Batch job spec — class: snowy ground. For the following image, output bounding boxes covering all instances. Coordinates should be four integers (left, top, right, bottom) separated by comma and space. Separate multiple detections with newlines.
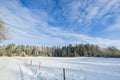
0, 57, 120, 80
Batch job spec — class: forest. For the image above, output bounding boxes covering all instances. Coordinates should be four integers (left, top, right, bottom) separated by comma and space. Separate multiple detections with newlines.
0, 43, 120, 57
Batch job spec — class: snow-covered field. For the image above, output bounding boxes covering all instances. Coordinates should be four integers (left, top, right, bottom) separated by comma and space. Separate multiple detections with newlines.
0, 57, 120, 80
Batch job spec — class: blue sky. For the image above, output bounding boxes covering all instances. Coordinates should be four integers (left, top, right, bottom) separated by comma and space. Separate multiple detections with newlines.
0, 0, 120, 48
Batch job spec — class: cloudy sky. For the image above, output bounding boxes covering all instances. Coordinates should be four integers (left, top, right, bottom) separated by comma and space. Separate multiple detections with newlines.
0, 0, 120, 48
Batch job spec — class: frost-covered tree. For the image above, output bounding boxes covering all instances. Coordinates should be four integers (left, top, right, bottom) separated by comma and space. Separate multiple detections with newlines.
0, 20, 8, 42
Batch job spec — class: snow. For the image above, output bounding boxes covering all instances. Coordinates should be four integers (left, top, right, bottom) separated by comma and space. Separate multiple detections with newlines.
0, 57, 120, 80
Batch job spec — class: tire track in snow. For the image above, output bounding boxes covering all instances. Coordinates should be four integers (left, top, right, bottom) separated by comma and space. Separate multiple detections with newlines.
16, 60, 39, 80
17, 63, 24, 80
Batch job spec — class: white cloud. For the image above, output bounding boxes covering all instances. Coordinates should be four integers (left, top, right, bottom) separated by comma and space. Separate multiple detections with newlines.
98, 0, 120, 18
62, 0, 120, 24
67, 1, 81, 22
107, 23, 120, 31
60, 0, 120, 34
107, 16, 120, 31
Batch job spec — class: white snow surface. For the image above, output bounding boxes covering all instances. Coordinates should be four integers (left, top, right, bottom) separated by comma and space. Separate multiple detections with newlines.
0, 57, 120, 80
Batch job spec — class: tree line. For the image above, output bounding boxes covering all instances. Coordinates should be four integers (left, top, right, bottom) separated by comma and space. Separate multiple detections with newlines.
0, 43, 120, 57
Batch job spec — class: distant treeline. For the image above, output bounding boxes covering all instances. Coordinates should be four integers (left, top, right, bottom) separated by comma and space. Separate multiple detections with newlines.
0, 43, 120, 57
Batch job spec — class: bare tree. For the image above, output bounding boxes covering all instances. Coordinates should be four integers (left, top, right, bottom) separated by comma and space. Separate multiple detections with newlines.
0, 20, 8, 42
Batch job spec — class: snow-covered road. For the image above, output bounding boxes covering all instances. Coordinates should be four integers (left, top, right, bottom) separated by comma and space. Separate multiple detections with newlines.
0, 58, 22, 80
0, 57, 39, 80
0, 57, 120, 80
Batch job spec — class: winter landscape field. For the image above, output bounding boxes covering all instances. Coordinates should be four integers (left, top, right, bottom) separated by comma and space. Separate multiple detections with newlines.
0, 57, 120, 80
0, 0, 120, 80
